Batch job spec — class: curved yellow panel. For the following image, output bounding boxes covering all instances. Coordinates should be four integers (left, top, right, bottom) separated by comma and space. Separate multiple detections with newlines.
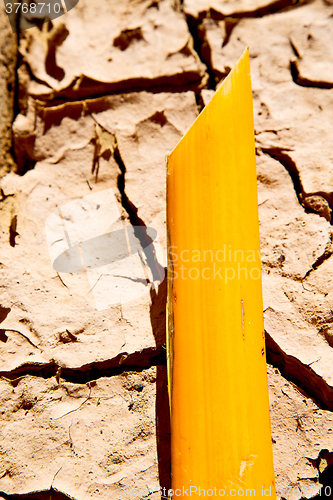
166, 49, 276, 498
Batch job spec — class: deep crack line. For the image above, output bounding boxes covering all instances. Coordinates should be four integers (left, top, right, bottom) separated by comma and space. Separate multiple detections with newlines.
183, 16, 217, 91
303, 232, 333, 280
28, 74, 207, 107
0, 347, 166, 385
114, 142, 166, 283
290, 58, 333, 90
265, 330, 333, 411
261, 148, 333, 277
182, 0, 313, 22
89, 117, 165, 283
261, 148, 333, 223
261, 147, 303, 202
0, 489, 75, 500
0, 328, 41, 350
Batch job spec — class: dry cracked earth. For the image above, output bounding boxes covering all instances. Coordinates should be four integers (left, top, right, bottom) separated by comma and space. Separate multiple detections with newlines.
0, 0, 333, 498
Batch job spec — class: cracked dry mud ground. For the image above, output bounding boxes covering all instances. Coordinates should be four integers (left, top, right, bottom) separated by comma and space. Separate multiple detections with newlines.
1, 0, 333, 498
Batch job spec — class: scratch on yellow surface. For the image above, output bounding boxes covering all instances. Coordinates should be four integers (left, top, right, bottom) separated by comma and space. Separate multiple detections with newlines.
239, 455, 256, 478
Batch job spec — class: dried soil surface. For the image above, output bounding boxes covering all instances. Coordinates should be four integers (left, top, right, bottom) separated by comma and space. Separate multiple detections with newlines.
0, 0, 333, 498
0, 3, 17, 177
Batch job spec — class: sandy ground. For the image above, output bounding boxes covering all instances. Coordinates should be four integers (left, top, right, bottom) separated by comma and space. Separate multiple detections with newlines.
1, 0, 333, 498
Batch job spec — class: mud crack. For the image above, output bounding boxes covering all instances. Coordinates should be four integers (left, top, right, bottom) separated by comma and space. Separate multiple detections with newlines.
290, 58, 333, 90
303, 232, 333, 280
262, 147, 333, 223
114, 140, 166, 283
0, 489, 72, 500
0, 347, 166, 386
265, 330, 333, 411
183, 17, 218, 91
184, 0, 313, 22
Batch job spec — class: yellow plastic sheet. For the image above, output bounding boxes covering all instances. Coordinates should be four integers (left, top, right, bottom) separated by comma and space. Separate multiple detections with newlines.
166, 49, 276, 499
